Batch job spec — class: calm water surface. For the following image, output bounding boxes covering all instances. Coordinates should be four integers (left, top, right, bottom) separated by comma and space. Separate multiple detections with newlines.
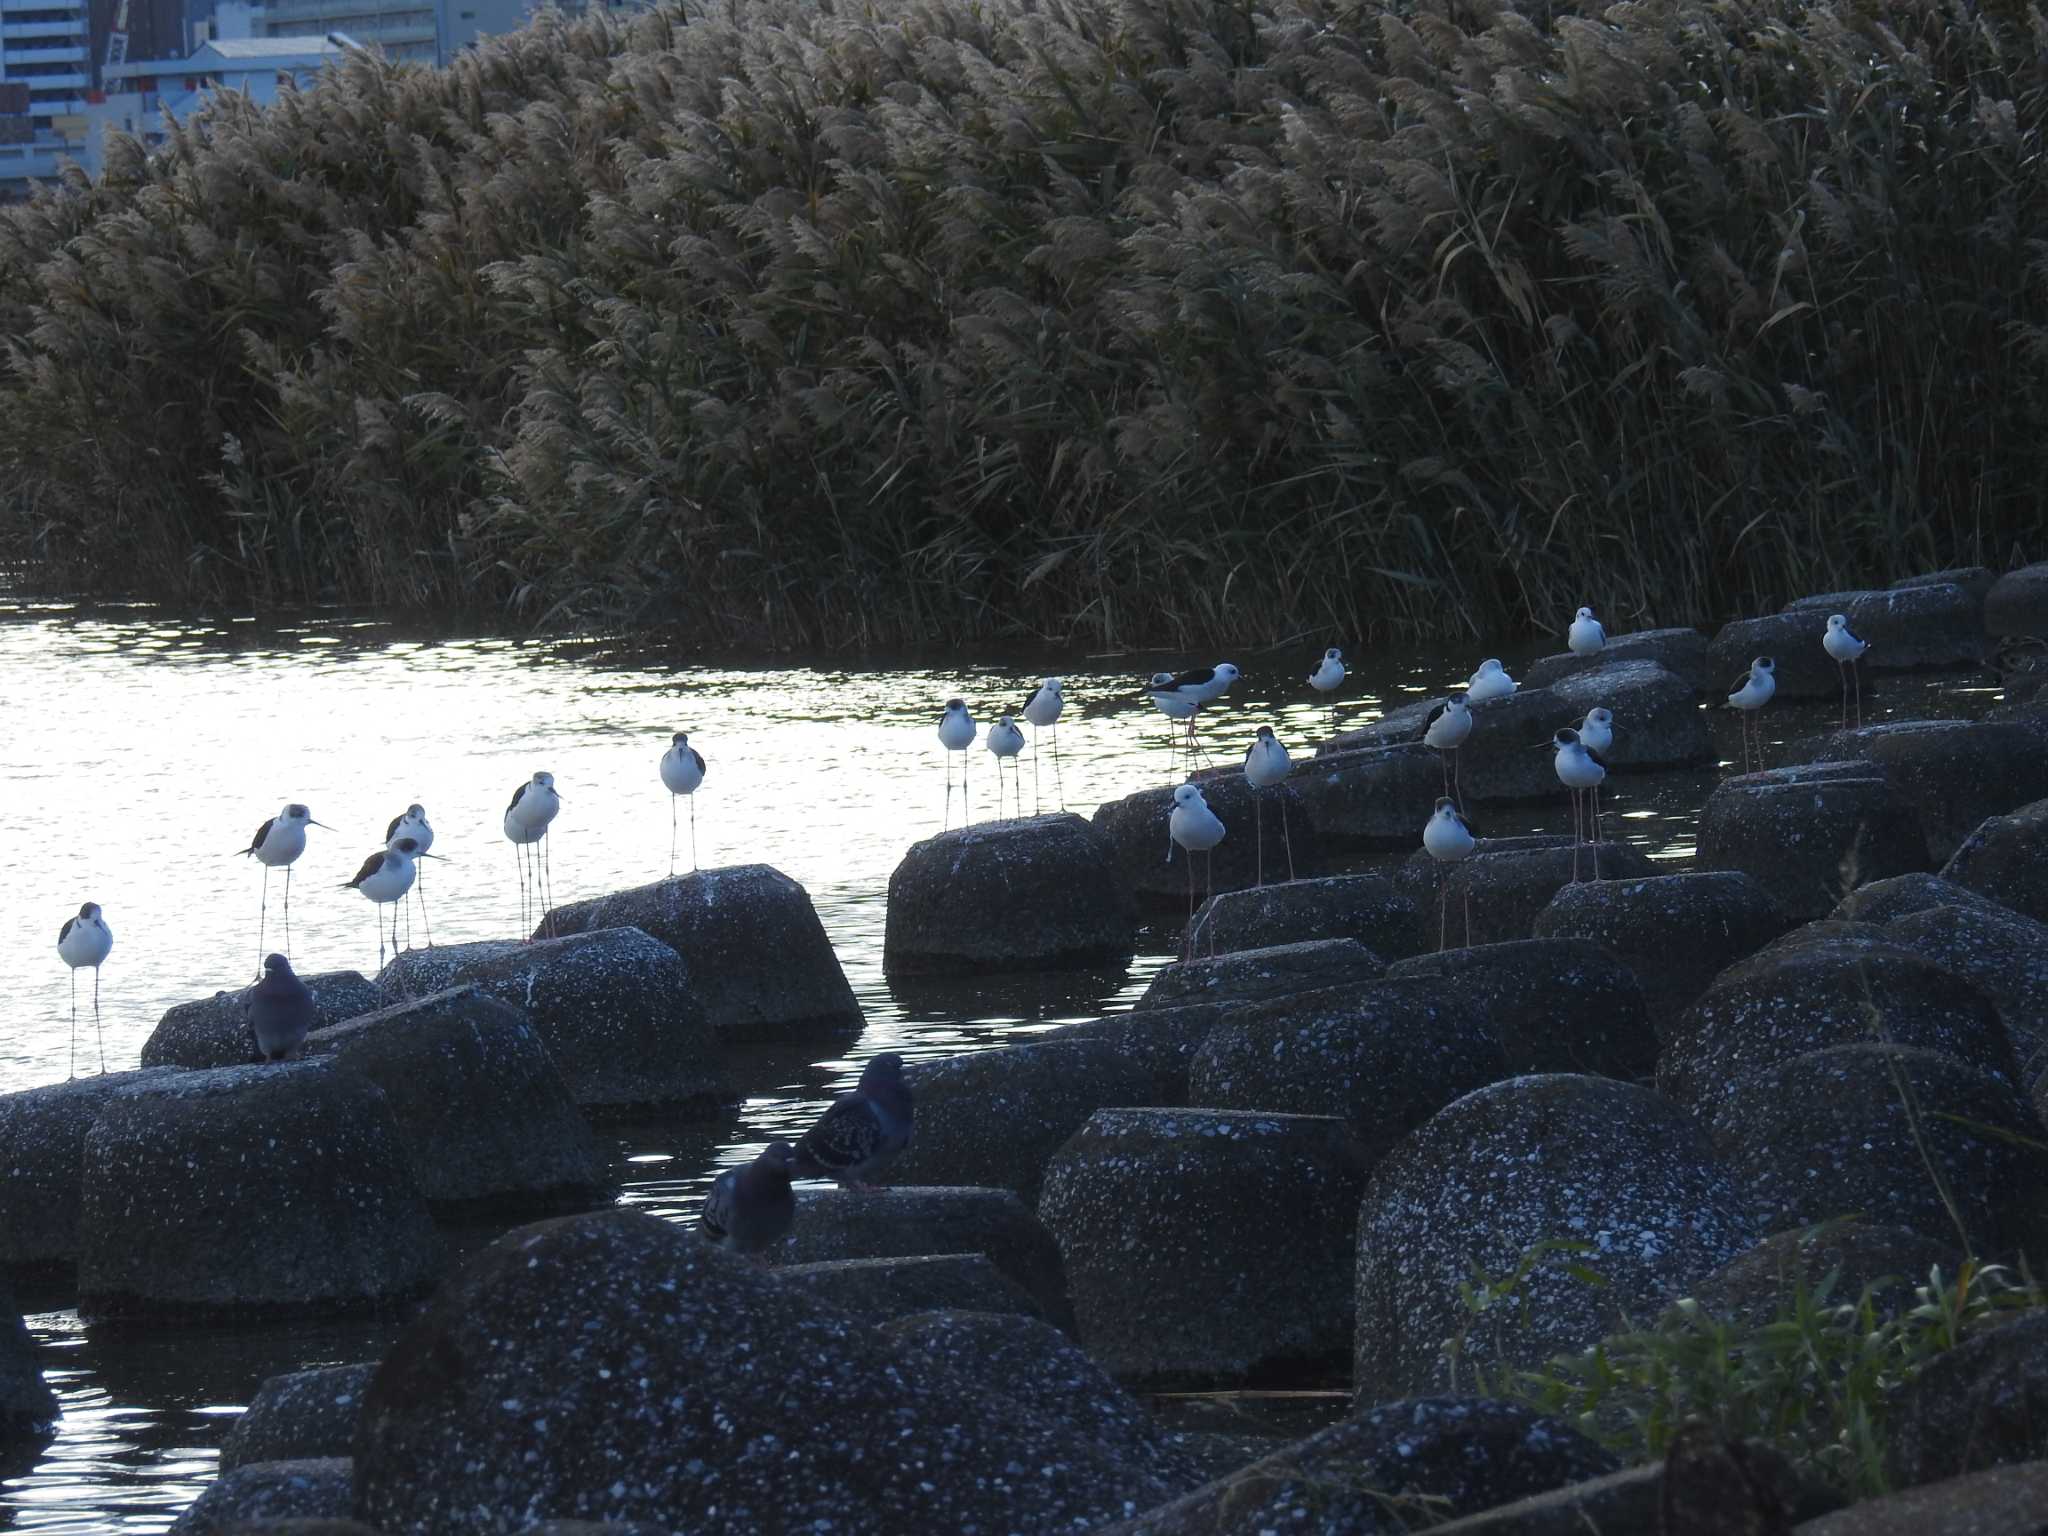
0, 597, 1996, 1528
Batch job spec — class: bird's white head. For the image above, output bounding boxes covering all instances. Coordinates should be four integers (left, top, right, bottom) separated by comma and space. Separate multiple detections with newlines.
1585, 707, 1613, 728
1325, 647, 1342, 661
1041, 676, 1062, 692
945, 697, 967, 712
1433, 796, 1460, 815
1215, 663, 1241, 684
997, 714, 1015, 727
531, 772, 555, 790
1148, 671, 1175, 689
1172, 784, 1207, 809
1826, 615, 1849, 632
283, 804, 310, 823
391, 836, 442, 861
1449, 692, 1471, 712
78, 901, 101, 920
1754, 656, 1776, 674
1476, 658, 1503, 674
671, 731, 690, 747
1576, 606, 1596, 622
1552, 727, 1582, 748
405, 803, 426, 819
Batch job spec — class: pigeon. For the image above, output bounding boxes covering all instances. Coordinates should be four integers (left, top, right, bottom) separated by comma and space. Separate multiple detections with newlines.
244, 952, 315, 1062
697, 1141, 797, 1260
791, 1052, 913, 1190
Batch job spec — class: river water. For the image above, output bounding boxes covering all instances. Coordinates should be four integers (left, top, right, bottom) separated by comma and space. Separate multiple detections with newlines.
0, 596, 1992, 1529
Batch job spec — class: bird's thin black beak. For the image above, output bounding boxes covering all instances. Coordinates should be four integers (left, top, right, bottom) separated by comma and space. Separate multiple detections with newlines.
310, 820, 337, 830
419, 852, 449, 861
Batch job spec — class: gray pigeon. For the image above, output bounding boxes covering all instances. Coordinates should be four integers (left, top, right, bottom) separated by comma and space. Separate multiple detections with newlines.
791, 1052, 913, 1190
697, 1141, 797, 1259
244, 953, 315, 1062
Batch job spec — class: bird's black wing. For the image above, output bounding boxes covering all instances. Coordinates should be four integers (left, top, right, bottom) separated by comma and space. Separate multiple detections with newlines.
239, 816, 275, 857
689, 748, 705, 773
1166, 666, 1216, 690
57, 916, 75, 945
1423, 700, 1448, 728
1587, 747, 1610, 771
507, 782, 529, 815
384, 811, 404, 843
1727, 670, 1755, 696
343, 851, 385, 889
1451, 806, 1477, 837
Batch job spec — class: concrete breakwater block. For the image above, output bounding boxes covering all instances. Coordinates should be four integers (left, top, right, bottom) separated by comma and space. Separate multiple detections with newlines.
0, 1276, 56, 1448
1697, 764, 1930, 918
1049, 1001, 1230, 1106
1706, 1044, 2048, 1264
883, 814, 1136, 976
1816, 719, 2048, 864
1533, 870, 1795, 1028
768, 1185, 1071, 1329
1395, 835, 1659, 949
1287, 743, 1444, 849
1656, 935, 2021, 1114
163, 1457, 353, 1534
1893, 565, 1997, 603
380, 928, 728, 1116
1882, 900, 2048, 1068
1188, 980, 1505, 1167
1708, 614, 1846, 700
142, 970, 382, 1070
0, 1068, 183, 1283
1885, 1308, 2048, 1488
220, 1362, 374, 1472
1829, 870, 2009, 924
352, 1209, 1195, 1533
304, 986, 612, 1216
1523, 626, 1714, 693
1136, 938, 1384, 1011
778, 1253, 1043, 1324
1986, 561, 2048, 637
1545, 660, 1713, 769
1039, 1108, 1370, 1389
1354, 1075, 1754, 1404
887, 1038, 1153, 1204
78, 1062, 439, 1320
1096, 1396, 1618, 1536
1689, 1222, 1960, 1329
1187, 874, 1424, 963
536, 864, 860, 1038
1943, 796, 2048, 925
1091, 778, 1320, 906
1781, 581, 1989, 664
1385, 938, 1659, 1080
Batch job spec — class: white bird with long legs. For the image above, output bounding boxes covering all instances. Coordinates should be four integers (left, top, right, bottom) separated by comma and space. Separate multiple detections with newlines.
56, 901, 112, 1078
937, 699, 976, 827
1149, 663, 1240, 774
1422, 798, 1476, 950
1422, 694, 1474, 805
505, 772, 562, 932
1242, 725, 1294, 885
1021, 678, 1065, 813
660, 732, 706, 873
1549, 727, 1608, 882
1168, 784, 1226, 962
344, 836, 439, 970
236, 803, 333, 975
1727, 657, 1777, 773
1823, 616, 1869, 729
384, 804, 434, 948
1308, 647, 1345, 733
986, 715, 1026, 821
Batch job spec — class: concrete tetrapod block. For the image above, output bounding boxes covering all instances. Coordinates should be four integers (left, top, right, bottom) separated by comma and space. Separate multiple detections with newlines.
1688, 1222, 1961, 1329
220, 1362, 375, 1472
1885, 1309, 2048, 1488
1384, 938, 1659, 1080
1705, 1044, 2048, 1267
1696, 765, 1930, 919
536, 864, 861, 1038
1986, 562, 2048, 636
1795, 1462, 2048, 1534
164, 1458, 353, 1534
1288, 743, 1447, 850
1943, 796, 2048, 925
77, 1061, 439, 1321
1186, 874, 1425, 963
1656, 934, 2022, 1115
1815, 720, 2048, 863
1545, 660, 1714, 769
0, 1067, 183, 1284
882, 814, 1136, 976
1708, 614, 1843, 700
381, 927, 728, 1117
1780, 581, 1990, 666
1523, 627, 1715, 693
777, 1253, 1043, 1324
351, 1209, 1199, 1533
1354, 1074, 1754, 1404
143, 971, 383, 1069
766, 1184, 1071, 1329
1396, 835, 1661, 949
1882, 901, 2048, 1068
1048, 1002, 1230, 1106
1136, 938, 1385, 1010
1532, 870, 1796, 1030
1039, 1108, 1370, 1389
1091, 778, 1321, 906
304, 985, 612, 1216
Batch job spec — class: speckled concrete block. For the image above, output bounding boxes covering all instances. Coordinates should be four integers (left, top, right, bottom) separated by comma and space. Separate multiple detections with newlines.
1796, 1462, 2048, 1534
767, 1185, 1071, 1328
1524, 628, 1715, 693
1709, 614, 1842, 700
165, 1457, 353, 1534
1886, 1309, 2048, 1488
778, 1253, 1042, 1323
887, 1038, 1154, 1203
304, 985, 612, 1216
1943, 797, 2048, 925
1986, 563, 2048, 637
1781, 582, 1989, 666
384, 928, 727, 1116
1394, 835, 1660, 950
143, 972, 384, 1069
77, 1062, 439, 1320
536, 864, 860, 1038
1893, 566, 1996, 604
1697, 767, 1930, 918
1040, 1108, 1370, 1388
220, 1363, 374, 1472
1815, 720, 2048, 863
1287, 743, 1446, 849
1137, 938, 1384, 1011
1092, 778, 1322, 906
0, 1275, 56, 1447
1545, 661, 1714, 769
1688, 1223, 1959, 1328
1706, 1044, 2048, 1265
352, 1209, 1194, 1533
1098, 1397, 1617, 1536
1188, 980, 1505, 1167
883, 814, 1136, 976
1883, 901, 2048, 1069
1829, 871, 2011, 924
1533, 870, 1795, 1028
1355, 1075, 1754, 1403
1050, 1002, 1230, 1105
1187, 874, 1425, 962
1385, 939, 1659, 1080
1657, 934, 2020, 1114
0, 1067, 183, 1282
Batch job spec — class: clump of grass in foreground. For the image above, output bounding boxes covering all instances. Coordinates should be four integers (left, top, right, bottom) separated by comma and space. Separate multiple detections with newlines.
1442, 1236, 2047, 1500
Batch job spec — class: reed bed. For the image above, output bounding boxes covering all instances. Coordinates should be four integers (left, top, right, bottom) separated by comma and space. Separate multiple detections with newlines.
0, 0, 2044, 646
